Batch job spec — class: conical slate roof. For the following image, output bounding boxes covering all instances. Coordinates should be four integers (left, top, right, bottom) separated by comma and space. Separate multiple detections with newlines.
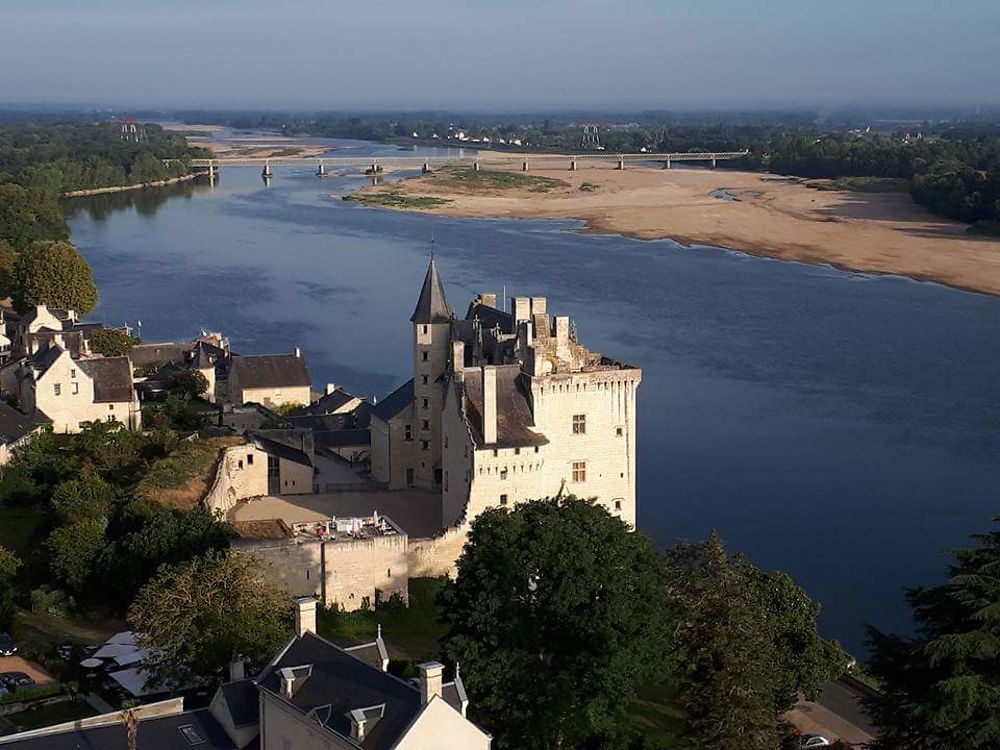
410, 256, 452, 323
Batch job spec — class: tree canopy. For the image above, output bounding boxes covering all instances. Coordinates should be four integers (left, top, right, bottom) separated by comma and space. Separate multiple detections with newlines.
865, 520, 1000, 750
129, 550, 291, 688
439, 497, 672, 750
12, 240, 98, 314
89, 328, 141, 357
0, 546, 19, 629
664, 532, 847, 750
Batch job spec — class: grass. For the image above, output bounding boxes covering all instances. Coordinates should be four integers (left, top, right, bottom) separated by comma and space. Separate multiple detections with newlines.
0, 505, 48, 557
13, 608, 123, 650
434, 166, 569, 193
3, 698, 96, 729
808, 176, 910, 193
630, 682, 686, 746
317, 578, 448, 662
345, 191, 451, 209
135, 436, 242, 510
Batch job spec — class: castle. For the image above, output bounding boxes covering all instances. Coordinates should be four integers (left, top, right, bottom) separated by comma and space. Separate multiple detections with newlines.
371, 258, 642, 529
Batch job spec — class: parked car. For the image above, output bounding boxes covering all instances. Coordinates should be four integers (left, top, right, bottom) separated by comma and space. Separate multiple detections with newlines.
0, 632, 16, 657
0, 672, 34, 690
798, 735, 832, 749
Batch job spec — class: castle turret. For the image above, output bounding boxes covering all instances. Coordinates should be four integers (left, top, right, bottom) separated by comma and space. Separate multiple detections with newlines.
411, 257, 452, 488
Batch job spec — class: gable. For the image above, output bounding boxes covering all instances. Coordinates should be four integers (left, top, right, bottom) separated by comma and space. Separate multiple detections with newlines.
393, 697, 491, 750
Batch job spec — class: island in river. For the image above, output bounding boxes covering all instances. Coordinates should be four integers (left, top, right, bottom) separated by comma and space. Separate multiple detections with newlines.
347, 154, 1000, 297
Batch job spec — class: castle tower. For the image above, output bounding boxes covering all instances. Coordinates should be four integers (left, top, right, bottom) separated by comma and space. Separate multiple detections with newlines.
410, 257, 452, 488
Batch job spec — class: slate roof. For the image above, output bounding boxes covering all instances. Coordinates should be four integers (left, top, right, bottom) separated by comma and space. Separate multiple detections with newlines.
28, 345, 63, 374
77, 356, 134, 403
0, 707, 237, 750
371, 378, 414, 423
219, 679, 260, 728
466, 301, 514, 334
314, 429, 371, 449
0, 403, 48, 445
463, 365, 548, 449
231, 353, 311, 390
253, 435, 312, 467
129, 342, 189, 368
258, 632, 423, 750
410, 257, 452, 324
310, 388, 360, 415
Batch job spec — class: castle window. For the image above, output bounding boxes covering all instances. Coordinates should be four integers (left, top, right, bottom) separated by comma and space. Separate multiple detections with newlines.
500, 468, 508, 480
422, 325, 428, 334
534, 446, 539, 453
616, 427, 623, 437
493, 449, 498, 457
572, 414, 586, 434
71, 383, 79, 395
514, 447, 520, 455
499, 494, 508, 506
422, 351, 428, 362
247, 453, 254, 465
70, 369, 76, 379
422, 398, 429, 409
404, 424, 413, 441
572, 461, 587, 483
53, 383, 61, 396
238, 459, 243, 469
614, 499, 623, 511
109, 404, 114, 410
421, 440, 429, 451
406, 469, 414, 487
422, 375, 428, 385
422, 420, 430, 430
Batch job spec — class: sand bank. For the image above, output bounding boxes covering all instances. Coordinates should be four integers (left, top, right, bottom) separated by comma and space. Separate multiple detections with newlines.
351, 156, 1000, 297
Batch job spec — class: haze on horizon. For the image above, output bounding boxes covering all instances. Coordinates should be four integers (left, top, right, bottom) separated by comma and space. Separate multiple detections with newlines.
3, 0, 998, 112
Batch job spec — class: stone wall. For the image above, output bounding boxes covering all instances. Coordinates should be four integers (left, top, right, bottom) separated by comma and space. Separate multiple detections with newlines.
203, 444, 266, 517
407, 521, 470, 578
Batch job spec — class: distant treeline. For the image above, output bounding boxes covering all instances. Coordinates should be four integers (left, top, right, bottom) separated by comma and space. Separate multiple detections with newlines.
0, 121, 209, 251
187, 111, 1000, 233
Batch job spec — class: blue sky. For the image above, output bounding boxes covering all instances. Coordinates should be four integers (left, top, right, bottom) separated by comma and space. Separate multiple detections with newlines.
3, 0, 998, 110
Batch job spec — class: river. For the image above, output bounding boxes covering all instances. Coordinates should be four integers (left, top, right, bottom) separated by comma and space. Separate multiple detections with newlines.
65, 137, 1000, 656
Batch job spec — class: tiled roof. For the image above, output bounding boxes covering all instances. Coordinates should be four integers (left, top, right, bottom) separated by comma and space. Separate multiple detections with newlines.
410, 257, 452, 324
231, 353, 311, 390
77, 357, 134, 403
371, 379, 414, 423
257, 632, 422, 750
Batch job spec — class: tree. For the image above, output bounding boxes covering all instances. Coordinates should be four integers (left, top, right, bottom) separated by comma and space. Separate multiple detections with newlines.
865, 521, 1000, 750
0, 546, 20, 628
51, 476, 115, 524
439, 497, 672, 750
11, 240, 98, 314
128, 551, 291, 687
89, 328, 141, 357
0, 239, 16, 299
168, 370, 208, 399
0, 184, 68, 250
664, 533, 846, 750
49, 516, 107, 593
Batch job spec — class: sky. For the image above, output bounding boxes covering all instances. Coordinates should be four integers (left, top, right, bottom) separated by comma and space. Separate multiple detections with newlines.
3, 0, 998, 111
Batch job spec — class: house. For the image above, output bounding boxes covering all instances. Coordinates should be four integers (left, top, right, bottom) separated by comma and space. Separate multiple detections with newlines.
227, 349, 312, 409
0, 598, 491, 750
203, 434, 315, 513
13, 345, 140, 433
370, 258, 641, 529
9, 305, 104, 359
0, 401, 48, 467
131, 333, 229, 402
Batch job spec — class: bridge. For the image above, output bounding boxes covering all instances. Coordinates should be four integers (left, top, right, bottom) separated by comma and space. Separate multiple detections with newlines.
182, 150, 750, 178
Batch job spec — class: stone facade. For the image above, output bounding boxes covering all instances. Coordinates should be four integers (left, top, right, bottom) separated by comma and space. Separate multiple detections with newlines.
203, 440, 315, 517
233, 516, 409, 611
371, 260, 642, 559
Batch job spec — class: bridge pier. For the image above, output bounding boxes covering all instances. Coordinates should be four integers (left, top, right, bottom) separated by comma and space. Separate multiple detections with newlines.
570, 159, 577, 171
422, 161, 431, 174
522, 160, 529, 172
261, 161, 272, 178
663, 158, 671, 170
617, 158, 625, 170
710, 156, 717, 169
473, 161, 480, 172
316, 162, 326, 177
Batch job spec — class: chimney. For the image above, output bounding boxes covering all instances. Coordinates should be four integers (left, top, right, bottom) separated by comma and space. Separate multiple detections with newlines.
418, 662, 444, 704
325, 383, 337, 396
554, 316, 570, 343
479, 293, 497, 309
512, 296, 531, 324
482, 367, 497, 445
349, 709, 367, 743
294, 597, 317, 637
229, 657, 246, 682
451, 340, 465, 373
530, 297, 547, 317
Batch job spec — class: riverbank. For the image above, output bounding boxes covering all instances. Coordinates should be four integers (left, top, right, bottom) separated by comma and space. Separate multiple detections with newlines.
348, 157, 1000, 297
61, 172, 200, 198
